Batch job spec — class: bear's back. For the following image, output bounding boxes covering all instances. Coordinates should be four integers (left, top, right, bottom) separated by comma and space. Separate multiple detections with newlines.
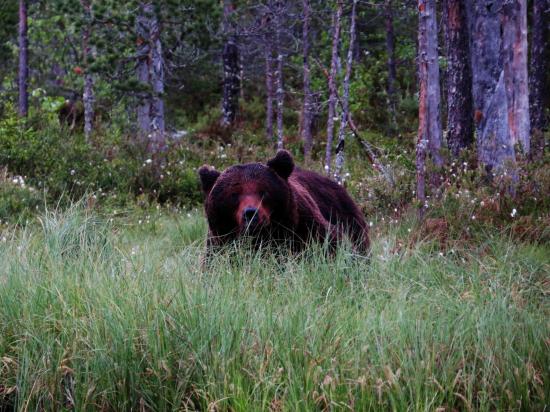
290, 168, 368, 250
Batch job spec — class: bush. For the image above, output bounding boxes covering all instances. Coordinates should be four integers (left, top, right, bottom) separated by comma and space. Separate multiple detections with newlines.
0, 173, 43, 224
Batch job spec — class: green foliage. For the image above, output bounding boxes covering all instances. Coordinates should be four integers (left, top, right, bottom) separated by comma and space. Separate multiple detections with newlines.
0, 177, 43, 225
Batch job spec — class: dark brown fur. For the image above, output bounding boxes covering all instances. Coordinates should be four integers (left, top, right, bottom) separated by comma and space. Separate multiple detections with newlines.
198, 150, 369, 255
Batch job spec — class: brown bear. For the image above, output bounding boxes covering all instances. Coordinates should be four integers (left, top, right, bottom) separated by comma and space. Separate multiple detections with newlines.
198, 150, 369, 255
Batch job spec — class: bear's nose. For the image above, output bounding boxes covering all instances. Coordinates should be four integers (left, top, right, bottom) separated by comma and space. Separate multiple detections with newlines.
243, 207, 259, 225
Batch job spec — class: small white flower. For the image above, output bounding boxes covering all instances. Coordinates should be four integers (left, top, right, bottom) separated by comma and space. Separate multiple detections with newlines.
369, 221, 374, 227
145, 159, 153, 164
70, 169, 76, 176
511, 208, 517, 218
471, 215, 476, 220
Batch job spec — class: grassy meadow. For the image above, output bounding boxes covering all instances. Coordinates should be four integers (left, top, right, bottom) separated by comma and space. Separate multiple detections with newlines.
0, 203, 548, 411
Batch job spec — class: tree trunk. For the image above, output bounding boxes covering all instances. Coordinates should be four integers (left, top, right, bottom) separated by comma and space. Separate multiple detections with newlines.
529, 0, 549, 158
221, 0, 240, 127
275, 8, 284, 151
81, 0, 94, 142
334, 0, 358, 184
502, 0, 530, 156
265, 31, 274, 142
443, 0, 473, 157
466, 0, 516, 173
148, 3, 166, 155
384, 0, 398, 133
18, 0, 28, 118
325, 0, 343, 175
301, 0, 313, 160
417, 0, 443, 215
136, 3, 151, 145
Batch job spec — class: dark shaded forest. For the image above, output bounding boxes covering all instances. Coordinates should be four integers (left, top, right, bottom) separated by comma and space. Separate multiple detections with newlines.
0, 0, 548, 213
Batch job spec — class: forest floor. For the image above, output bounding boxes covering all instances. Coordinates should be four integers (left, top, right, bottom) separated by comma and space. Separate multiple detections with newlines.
0, 202, 548, 411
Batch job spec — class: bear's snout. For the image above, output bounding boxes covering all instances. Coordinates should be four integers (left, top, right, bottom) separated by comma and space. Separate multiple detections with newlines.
236, 195, 270, 231
243, 207, 259, 226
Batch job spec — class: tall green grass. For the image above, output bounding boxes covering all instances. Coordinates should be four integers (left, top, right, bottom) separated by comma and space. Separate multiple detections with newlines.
0, 205, 548, 411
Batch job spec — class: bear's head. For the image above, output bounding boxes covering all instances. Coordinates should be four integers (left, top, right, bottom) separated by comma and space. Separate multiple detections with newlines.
198, 150, 296, 240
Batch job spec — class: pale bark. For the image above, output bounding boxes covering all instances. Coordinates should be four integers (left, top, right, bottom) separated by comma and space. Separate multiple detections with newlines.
384, 0, 397, 132
148, 4, 166, 154
221, 0, 240, 127
417, 0, 443, 214
325, 0, 343, 175
275, 11, 284, 151
136, 3, 151, 144
502, 0, 530, 155
466, 0, 516, 173
443, 0, 473, 157
81, 0, 94, 142
136, 2, 165, 155
301, 0, 313, 160
334, 0, 358, 184
18, 0, 28, 117
529, 0, 549, 158
265, 31, 274, 141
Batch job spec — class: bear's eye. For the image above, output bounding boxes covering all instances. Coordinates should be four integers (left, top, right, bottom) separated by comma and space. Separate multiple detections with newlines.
230, 192, 239, 201
259, 190, 267, 199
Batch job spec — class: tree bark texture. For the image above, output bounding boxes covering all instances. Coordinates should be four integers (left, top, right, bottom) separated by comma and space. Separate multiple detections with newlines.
418, 0, 443, 167
334, 0, 358, 184
301, 0, 313, 160
81, 0, 94, 142
385, 0, 398, 132
443, 0, 473, 157
18, 0, 28, 117
264, 29, 275, 142
417, 0, 443, 214
466, 0, 516, 172
502, 0, 530, 155
148, 4, 166, 155
529, 0, 549, 157
136, 2, 166, 155
136, 3, 151, 144
221, 0, 240, 127
325, 0, 343, 175
275, 6, 285, 151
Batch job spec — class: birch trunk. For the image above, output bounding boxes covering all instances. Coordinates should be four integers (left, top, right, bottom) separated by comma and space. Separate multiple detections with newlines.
148, 4, 166, 155
301, 0, 313, 160
502, 0, 530, 156
443, 0, 473, 157
325, 0, 343, 175
265, 32, 274, 142
275, 12, 284, 151
417, 0, 443, 215
529, 0, 549, 158
18, 0, 28, 117
221, 0, 240, 127
334, 0, 358, 184
466, 0, 516, 173
384, 0, 398, 132
81, 0, 94, 142
136, 3, 151, 145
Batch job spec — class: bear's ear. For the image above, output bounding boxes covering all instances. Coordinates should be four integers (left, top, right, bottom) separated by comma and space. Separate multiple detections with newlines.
267, 150, 294, 180
198, 165, 220, 195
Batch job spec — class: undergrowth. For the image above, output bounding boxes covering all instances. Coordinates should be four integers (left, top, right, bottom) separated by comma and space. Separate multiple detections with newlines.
0, 204, 548, 411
